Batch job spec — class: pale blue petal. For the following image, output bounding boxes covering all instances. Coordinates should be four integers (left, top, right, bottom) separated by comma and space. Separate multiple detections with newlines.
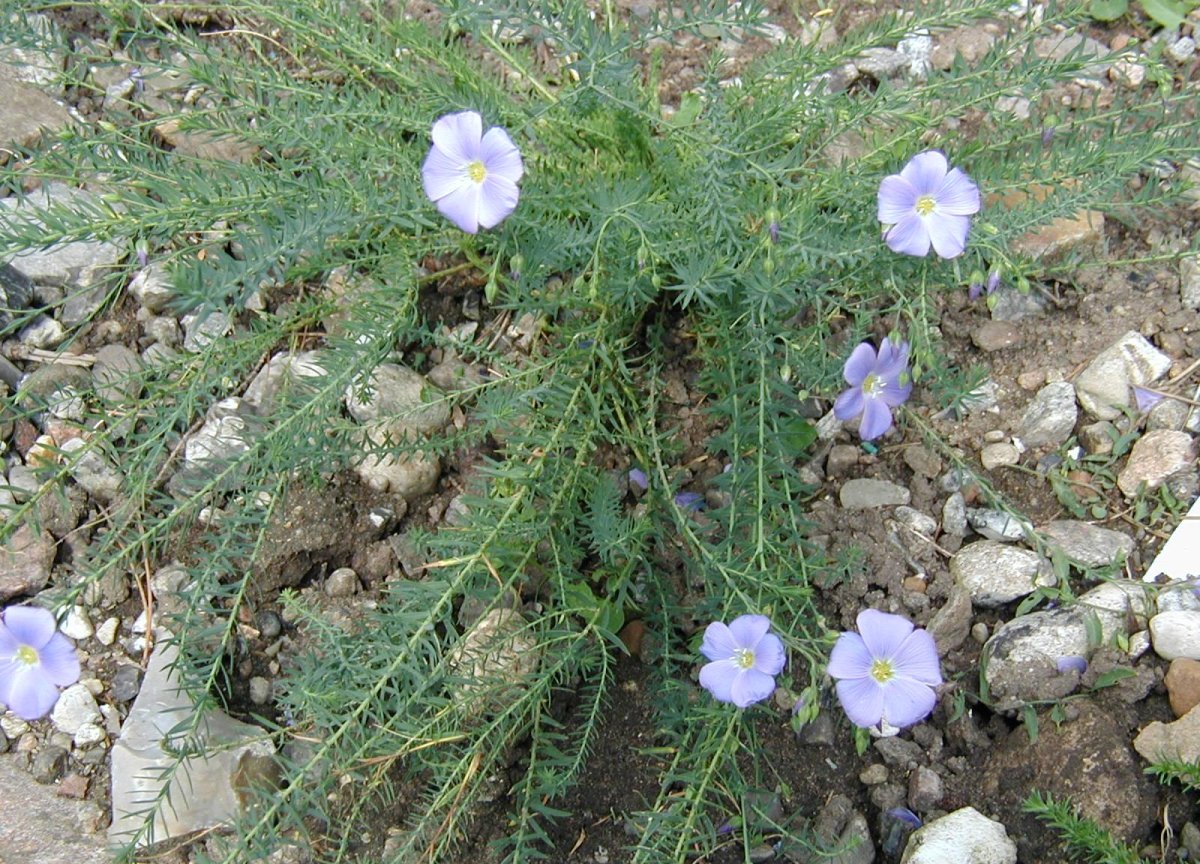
835, 676, 886, 728
843, 342, 878, 386
880, 677, 937, 728
422, 146, 471, 203
476, 174, 520, 230
431, 111, 482, 164
936, 168, 981, 215
879, 378, 913, 408
892, 629, 942, 685
877, 175, 916, 223
700, 621, 738, 662
3, 662, 60, 720
827, 631, 872, 679
39, 633, 80, 687
435, 182, 482, 234
899, 151, 949, 195
752, 632, 786, 676
834, 387, 864, 422
730, 668, 776, 707
480, 127, 524, 184
699, 658, 738, 703
0, 623, 18, 659
927, 213, 972, 259
727, 614, 770, 649
2, 606, 56, 649
858, 397, 893, 440
857, 609, 914, 660
884, 214, 932, 257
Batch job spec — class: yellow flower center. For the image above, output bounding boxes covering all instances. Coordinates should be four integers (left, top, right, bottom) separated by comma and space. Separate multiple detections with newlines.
870, 658, 894, 684
862, 373, 883, 396
17, 645, 38, 665
734, 648, 756, 670
467, 160, 487, 183
914, 195, 936, 216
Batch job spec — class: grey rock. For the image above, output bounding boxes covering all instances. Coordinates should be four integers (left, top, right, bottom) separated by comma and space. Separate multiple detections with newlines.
427, 356, 488, 393
971, 321, 1021, 352
242, 350, 328, 415
324, 567, 359, 597
1186, 256, 1200, 310
60, 283, 111, 329
900, 807, 1016, 864
931, 25, 997, 69
92, 343, 143, 404
0, 65, 72, 152
30, 744, 70, 785
1018, 382, 1077, 447
840, 478, 911, 509
74, 722, 107, 748
0, 262, 34, 332
17, 314, 65, 349
1134, 704, 1200, 765
345, 363, 450, 435
0, 524, 55, 602
907, 765, 943, 812
898, 31, 932, 78
1117, 429, 1195, 496
0, 754, 110, 862
814, 795, 874, 864
1075, 331, 1172, 420
952, 540, 1053, 607
60, 606, 93, 641
140, 313, 180, 347
980, 442, 1019, 470
1079, 420, 1117, 455
1, 184, 122, 287
873, 736, 923, 768
989, 284, 1046, 321
927, 584, 973, 655
1149, 611, 1200, 660
180, 398, 262, 485
941, 493, 968, 537
109, 664, 142, 703
256, 611, 282, 639
94, 616, 119, 646
181, 308, 232, 353
355, 421, 441, 499
127, 262, 176, 312
1156, 580, 1200, 613
1167, 35, 1196, 63
1040, 519, 1134, 569
59, 437, 122, 502
1147, 396, 1190, 431
826, 444, 860, 477
982, 607, 1091, 709
980, 702, 1155, 857
109, 637, 277, 847
855, 47, 908, 78
248, 677, 271, 705
447, 608, 539, 718
50, 683, 101, 735
965, 507, 1026, 541
1033, 31, 1111, 76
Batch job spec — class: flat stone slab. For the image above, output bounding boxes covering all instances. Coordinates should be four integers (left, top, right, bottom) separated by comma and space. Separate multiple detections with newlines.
0, 755, 111, 864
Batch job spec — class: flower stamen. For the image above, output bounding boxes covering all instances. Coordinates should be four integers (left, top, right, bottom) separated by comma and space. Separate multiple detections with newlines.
914, 194, 937, 216
870, 658, 894, 684
17, 645, 39, 665
734, 648, 756, 669
466, 160, 487, 183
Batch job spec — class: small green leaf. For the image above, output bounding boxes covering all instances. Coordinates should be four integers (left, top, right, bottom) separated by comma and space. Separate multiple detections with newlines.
1023, 704, 1039, 743
1140, 0, 1186, 28
1090, 0, 1129, 21
1093, 667, 1136, 689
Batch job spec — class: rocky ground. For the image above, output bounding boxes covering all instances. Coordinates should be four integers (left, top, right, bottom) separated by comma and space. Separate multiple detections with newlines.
1, 3, 1200, 864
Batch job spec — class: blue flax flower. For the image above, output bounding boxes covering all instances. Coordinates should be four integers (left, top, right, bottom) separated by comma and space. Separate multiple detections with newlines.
699, 614, 786, 708
422, 110, 524, 234
878, 151, 980, 259
827, 609, 941, 733
833, 337, 912, 441
0, 606, 81, 720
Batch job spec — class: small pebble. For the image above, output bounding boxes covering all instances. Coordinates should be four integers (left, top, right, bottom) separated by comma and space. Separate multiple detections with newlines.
94, 616, 120, 646
971, 622, 989, 644
109, 664, 143, 703
61, 606, 93, 641
249, 676, 272, 705
256, 610, 283, 639
325, 567, 360, 597
31, 744, 69, 784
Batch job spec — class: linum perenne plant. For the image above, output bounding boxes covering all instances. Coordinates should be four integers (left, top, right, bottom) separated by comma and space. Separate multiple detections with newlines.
0, 1, 1197, 862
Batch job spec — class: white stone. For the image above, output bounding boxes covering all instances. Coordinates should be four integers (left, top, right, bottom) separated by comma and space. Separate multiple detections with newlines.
50, 683, 101, 735
60, 606, 93, 640
18, 315, 66, 349
900, 806, 1017, 864
344, 363, 450, 434
1075, 331, 1172, 420
1149, 611, 1200, 660
181, 308, 232, 353
94, 616, 120, 645
73, 721, 107, 748
951, 541, 1053, 607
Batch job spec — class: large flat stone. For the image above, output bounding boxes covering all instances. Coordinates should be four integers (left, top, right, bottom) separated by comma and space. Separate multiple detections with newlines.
0, 755, 111, 864
0, 65, 71, 152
